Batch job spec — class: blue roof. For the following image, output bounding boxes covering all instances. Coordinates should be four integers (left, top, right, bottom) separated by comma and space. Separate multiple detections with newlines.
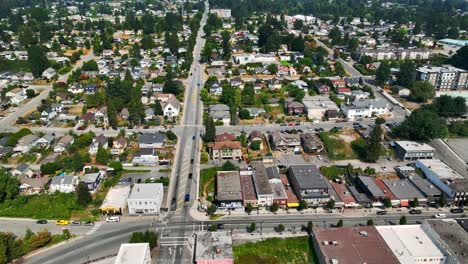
438, 39, 468, 47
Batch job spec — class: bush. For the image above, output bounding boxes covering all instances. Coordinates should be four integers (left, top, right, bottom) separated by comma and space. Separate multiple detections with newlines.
250, 141, 261, 151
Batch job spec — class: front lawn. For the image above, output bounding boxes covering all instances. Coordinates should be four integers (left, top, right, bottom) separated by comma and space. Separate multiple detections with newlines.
233, 236, 317, 264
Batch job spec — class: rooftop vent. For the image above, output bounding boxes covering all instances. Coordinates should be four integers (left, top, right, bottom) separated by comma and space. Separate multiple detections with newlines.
359, 231, 368, 237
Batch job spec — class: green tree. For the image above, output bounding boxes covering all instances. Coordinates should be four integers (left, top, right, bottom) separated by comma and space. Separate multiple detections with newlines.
96, 145, 109, 164
376, 62, 391, 85
163, 79, 183, 96
222, 161, 238, 171
166, 130, 177, 141
25, 89, 35, 98
28, 45, 49, 78
250, 223, 256, 233
81, 105, 87, 115
140, 35, 155, 50
383, 197, 392, 208
108, 161, 123, 172
335, 61, 346, 76
367, 219, 374, 226
336, 219, 344, 227
399, 215, 407, 225
204, 117, 216, 142
76, 182, 92, 207
268, 64, 278, 74
271, 202, 279, 213
397, 60, 416, 87
366, 125, 383, 162
154, 100, 163, 115
306, 221, 313, 233
0, 169, 20, 203
250, 141, 261, 151
395, 109, 447, 141
239, 109, 251, 119
375, 117, 386, 125
275, 224, 285, 233
207, 205, 217, 216
293, 19, 303, 30
410, 81, 435, 102
410, 198, 420, 208
326, 199, 335, 209
297, 200, 307, 211
438, 196, 447, 207
430, 95, 466, 118
245, 203, 254, 214
449, 45, 468, 70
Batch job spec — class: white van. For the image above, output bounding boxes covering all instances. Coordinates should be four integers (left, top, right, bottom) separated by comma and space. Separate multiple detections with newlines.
106, 216, 120, 223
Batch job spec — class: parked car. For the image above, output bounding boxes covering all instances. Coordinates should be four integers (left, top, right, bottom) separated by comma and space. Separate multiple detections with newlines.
280, 123, 287, 126
376, 210, 387, 215
433, 213, 446, 219
217, 224, 225, 229
36, 220, 48, 224
450, 208, 464, 214
409, 209, 422, 215
185, 194, 190, 202
56, 220, 69, 225
83, 221, 95, 226
106, 216, 120, 223
70, 221, 82, 226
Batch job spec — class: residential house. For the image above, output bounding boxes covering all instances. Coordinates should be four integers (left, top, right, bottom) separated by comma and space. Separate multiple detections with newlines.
81, 112, 95, 123
314, 82, 330, 94
111, 137, 127, 155
49, 175, 79, 193
288, 165, 330, 206
209, 104, 231, 126
341, 99, 389, 120
19, 174, 48, 194
331, 79, 346, 89
51, 103, 64, 113
244, 107, 265, 118
302, 95, 340, 120
83, 171, 103, 191
208, 141, 242, 161
270, 131, 301, 150
89, 134, 108, 155
144, 108, 155, 121
54, 135, 74, 153
11, 163, 33, 177
251, 161, 274, 207
286, 101, 305, 115
42, 68, 56, 80
216, 171, 244, 212
300, 133, 324, 154
215, 132, 236, 142
14, 134, 39, 153
95, 106, 109, 124
248, 130, 263, 143
132, 148, 159, 165
163, 95, 180, 118
40, 108, 57, 122
139, 133, 166, 148
209, 82, 223, 95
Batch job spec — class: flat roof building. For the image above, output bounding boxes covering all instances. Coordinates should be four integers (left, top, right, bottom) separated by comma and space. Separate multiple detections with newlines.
127, 183, 164, 215
355, 176, 386, 202
288, 165, 330, 205
114, 243, 151, 264
331, 183, 359, 208
376, 225, 446, 264
394, 140, 435, 161
416, 65, 468, 91
195, 231, 233, 264
240, 174, 258, 207
312, 226, 399, 264
251, 162, 273, 207
216, 171, 244, 212
100, 185, 131, 215
424, 219, 468, 264
382, 179, 426, 206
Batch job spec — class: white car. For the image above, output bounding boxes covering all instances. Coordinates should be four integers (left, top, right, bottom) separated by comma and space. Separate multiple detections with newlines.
433, 214, 446, 219
106, 216, 120, 222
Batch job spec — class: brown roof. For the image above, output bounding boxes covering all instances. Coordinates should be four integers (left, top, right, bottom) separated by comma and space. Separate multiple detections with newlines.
248, 130, 263, 140
215, 132, 236, 142
209, 141, 242, 150
331, 183, 357, 205
240, 174, 257, 202
313, 226, 399, 264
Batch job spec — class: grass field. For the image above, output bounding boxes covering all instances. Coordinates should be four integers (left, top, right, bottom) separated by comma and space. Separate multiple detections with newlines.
318, 132, 357, 160
199, 167, 220, 198
233, 236, 317, 264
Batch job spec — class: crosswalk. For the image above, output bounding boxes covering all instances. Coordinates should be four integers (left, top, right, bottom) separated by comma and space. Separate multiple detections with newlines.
86, 222, 102, 235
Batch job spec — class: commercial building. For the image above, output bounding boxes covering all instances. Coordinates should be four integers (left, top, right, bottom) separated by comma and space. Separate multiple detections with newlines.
341, 99, 388, 120
127, 183, 164, 215
251, 162, 274, 207
355, 176, 386, 203
382, 179, 426, 207
114, 243, 151, 264
302, 95, 340, 120
331, 183, 359, 208
424, 219, 468, 264
100, 185, 131, 215
195, 231, 233, 264
266, 167, 288, 207
216, 171, 244, 212
416, 159, 468, 204
416, 65, 468, 91
239, 172, 258, 207
406, 173, 443, 204
312, 226, 399, 264
394, 140, 435, 161
376, 225, 446, 264
288, 165, 330, 205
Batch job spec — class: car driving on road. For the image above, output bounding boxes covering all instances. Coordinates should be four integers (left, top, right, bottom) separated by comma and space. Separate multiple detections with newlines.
56, 220, 69, 225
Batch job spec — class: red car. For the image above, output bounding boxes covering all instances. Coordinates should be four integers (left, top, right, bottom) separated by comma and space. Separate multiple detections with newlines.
288, 123, 294, 126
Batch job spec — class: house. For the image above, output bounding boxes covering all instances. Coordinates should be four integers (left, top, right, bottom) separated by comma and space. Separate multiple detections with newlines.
139, 133, 166, 148
266, 167, 288, 207
248, 130, 263, 143
270, 131, 301, 150
51, 103, 64, 113
341, 99, 389, 120
216, 171, 244, 212
11, 163, 33, 177
337, 87, 352, 96
209, 104, 231, 126
19, 174, 48, 194
244, 107, 266, 118
132, 148, 158, 165
251, 161, 274, 207
355, 176, 386, 204
267, 78, 282, 90
69, 84, 84, 94
120, 108, 129, 120
288, 165, 330, 206
83, 171, 103, 190
40, 108, 57, 122
286, 101, 305, 115
95, 106, 109, 124
14, 134, 39, 153
100, 185, 131, 215
49, 175, 79, 193
331, 79, 346, 89
314, 82, 330, 94
345, 77, 361, 87
127, 183, 164, 215
36, 134, 55, 148
81, 112, 95, 123
208, 141, 242, 160
392, 85, 411, 97
144, 108, 154, 121
163, 95, 180, 118
42, 68, 56, 80
215, 132, 236, 142
300, 133, 324, 154
111, 137, 127, 155
88, 134, 108, 155
54, 135, 74, 153
394, 141, 435, 161
209, 82, 223, 95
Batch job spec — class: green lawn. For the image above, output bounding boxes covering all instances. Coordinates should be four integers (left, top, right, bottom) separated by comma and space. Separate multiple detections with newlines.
320, 166, 347, 180
0, 193, 84, 219
199, 167, 220, 198
318, 132, 357, 160
0, 59, 31, 72
233, 236, 317, 264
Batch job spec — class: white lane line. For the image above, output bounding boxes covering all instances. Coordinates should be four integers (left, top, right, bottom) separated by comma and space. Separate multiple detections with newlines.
85, 223, 102, 235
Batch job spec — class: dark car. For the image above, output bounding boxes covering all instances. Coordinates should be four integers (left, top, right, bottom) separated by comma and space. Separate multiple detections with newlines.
83, 221, 95, 226
450, 208, 464, 214
376, 210, 387, 215
409, 209, 422, 215
188, 173, 193, 179
217, 224, 225, 229
70, 221, 82, 226
36, 220, 48, 224
280, 123, 287, 126
137, 179, 142, 183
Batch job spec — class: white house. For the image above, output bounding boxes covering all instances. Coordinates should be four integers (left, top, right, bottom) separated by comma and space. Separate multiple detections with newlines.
163, 96, 180, 118
132, 148, 158, 165
49, 175, 79, 193
42, 68, 56, 80
341, 99, 389, 120
54, 135, 74, 153
127, 183, 164, 215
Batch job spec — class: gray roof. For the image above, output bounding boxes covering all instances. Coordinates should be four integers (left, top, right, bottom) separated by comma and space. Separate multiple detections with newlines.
209, 104, 230, 112
84, 173, 100, 183
348, 99, 388, 109
407, 175, 441, 196
357, 176, 385, 198
266, 167, 280, 180
16, 163, 29, 173
128, 183, 163, 200
216, 171, 242, 201
139, 133, 165, 144
382, 179, 425, 200
270, 181, 287, 200
251, 161, 273, 195
134, 148, 155, 156
348, 185, 372, 203
51, 175, 75, 185
289, 165, 328, 190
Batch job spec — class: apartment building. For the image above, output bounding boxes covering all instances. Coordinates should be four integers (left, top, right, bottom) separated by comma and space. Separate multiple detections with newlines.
416, 65, 468, 91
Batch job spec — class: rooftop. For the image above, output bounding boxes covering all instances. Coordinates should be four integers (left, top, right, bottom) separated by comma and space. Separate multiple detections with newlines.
331, 183, 357, 204
240, 174, 257, 202
100, 185, 131, 211
313, 226, 399, 264
376, 225, 445, 263
416, 159, 464, 180
216, 171, 243, 201
382, 179, 425, 200
426, 219, 468, 263
288, 165, 328, 190
357, 176, 386, 198
251, 161, 273, 195
128, 183, 163, 200
407, 175, 442, 197
394, 140, 435, 152
195, 231, 233, 262
114, 243, 150, 264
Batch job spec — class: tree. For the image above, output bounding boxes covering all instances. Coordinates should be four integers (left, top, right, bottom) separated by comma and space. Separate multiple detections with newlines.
410, 81, 435, 102
449, 46, 468, 70
245, 203, 254, 214
306, 221, 313, 233
399, 215, 407, 225
376, 62, 391, 85
96, 145, 109, 164
250, 223, 256, 233
293, 19, 303, 30
204, 117, 216, 142
268, 64, 278, 74
297, 200, 307, 211
25, 89, 36, 98
395, 109, 447, 141
154, 100, 163, 115
366, 125, 383, 162
208, 224, 218, 231
140, 35, 155, 50
271, 202, 279, 213
81, 105, 87, 115
375, 117, 386, 125
335, 61, 346, 76
250, 141, 261, 151
207, 205, 217, 215
410, 198, 420, 208
367, 219, 374, 226
108, 161, 123, 172
166, 130, 177, 141
326, 199, 335, 209
336, 219, 344, 227
276, 224, 285, 233
76, 182, 92, 207
163, 79, 183, 96
30, 230, 52, 249
28, 45, 49, 78
430, 95, 466, 118
397, 60, 416, 87
239, 109, 251, 119
222, 161, 238, 171
129, 230, 158, 249
0, 169, 19, 203
438, 196, 447, 207
383, 197, 392, 208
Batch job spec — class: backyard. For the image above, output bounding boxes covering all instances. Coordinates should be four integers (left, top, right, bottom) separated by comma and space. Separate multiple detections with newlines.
233, 236, 317, 264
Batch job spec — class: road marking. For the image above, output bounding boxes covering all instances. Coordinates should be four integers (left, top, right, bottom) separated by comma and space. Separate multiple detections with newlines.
85, 223, 102, 235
